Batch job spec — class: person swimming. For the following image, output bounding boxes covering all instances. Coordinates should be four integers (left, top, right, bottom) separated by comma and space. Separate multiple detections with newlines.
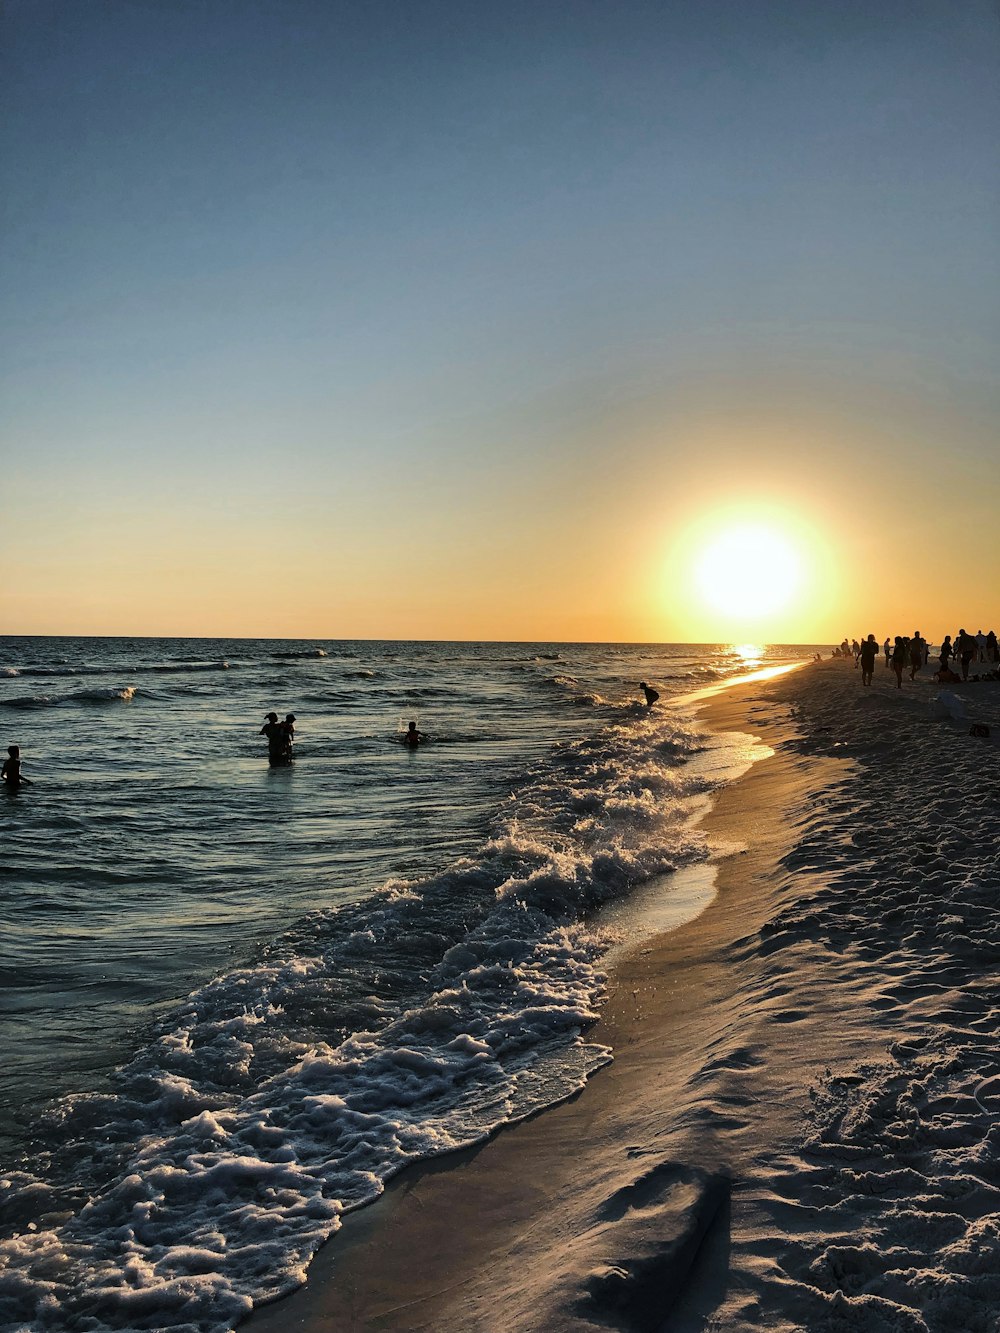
402, 720, 425, 748
2, 744, 32, 792
639, 682, 659, 708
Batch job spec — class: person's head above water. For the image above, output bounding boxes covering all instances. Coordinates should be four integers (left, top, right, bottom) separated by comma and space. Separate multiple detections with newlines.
285, 714, 296, 724
8, 745, 18, 757
265, 712, 278, 722
407, 721, 417, 730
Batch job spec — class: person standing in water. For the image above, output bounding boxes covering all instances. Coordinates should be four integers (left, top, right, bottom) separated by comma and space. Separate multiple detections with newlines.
2, 744, 32, 792
259, 712, 287, 766
402, 720, 425, 748
280, 714, 296, 761
639, 682, 659, 708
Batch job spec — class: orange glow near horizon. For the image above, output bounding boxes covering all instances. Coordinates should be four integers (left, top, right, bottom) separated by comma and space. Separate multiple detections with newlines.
654, 502, 838, 645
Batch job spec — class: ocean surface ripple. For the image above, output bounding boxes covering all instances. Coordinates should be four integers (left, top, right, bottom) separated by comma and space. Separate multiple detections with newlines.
0, 637, 814, 1331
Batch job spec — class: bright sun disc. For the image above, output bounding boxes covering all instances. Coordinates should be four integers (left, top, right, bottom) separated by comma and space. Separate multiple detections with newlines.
695, 525, 802, 620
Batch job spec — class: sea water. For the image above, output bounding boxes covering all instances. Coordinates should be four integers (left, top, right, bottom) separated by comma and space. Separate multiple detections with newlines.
0, 638, 816, 1331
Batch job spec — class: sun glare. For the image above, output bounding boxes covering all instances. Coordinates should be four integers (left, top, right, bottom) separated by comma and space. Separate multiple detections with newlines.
695, 524, 802, 621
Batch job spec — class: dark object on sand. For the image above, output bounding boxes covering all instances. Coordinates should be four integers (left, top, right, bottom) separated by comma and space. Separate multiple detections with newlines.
969, 723, 991, 738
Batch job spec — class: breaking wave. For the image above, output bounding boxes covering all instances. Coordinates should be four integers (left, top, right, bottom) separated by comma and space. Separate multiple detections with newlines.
0, 708, 714, 1330
0, 686, 139, 709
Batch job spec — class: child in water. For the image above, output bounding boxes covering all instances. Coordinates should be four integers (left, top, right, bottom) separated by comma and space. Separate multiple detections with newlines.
2, 744, 32, 791
281, 714, 296, 760
402, 721, 425, 748
640, 682, 660, 708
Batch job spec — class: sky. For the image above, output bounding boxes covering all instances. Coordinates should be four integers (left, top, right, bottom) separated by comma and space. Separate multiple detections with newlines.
2, 0, 998, 643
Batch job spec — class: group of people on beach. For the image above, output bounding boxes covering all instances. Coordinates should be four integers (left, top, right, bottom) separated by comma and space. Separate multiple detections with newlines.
843, 629, 1000, 690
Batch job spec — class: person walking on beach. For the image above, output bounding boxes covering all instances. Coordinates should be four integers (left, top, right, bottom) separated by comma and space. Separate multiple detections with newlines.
939, 635, 954, 673
639, 682, 659, 708
859, 635, 878, 687
883, 637, 891, 668
909, 631, 924, 681
2, 744, 32, 792
957, 629, 976, 681
890, 637, 906, 689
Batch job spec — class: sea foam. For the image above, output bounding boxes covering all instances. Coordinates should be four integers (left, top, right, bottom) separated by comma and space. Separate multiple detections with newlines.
0, 706, 717, 1330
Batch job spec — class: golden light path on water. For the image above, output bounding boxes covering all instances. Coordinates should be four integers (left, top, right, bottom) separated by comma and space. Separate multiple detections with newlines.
676, 657, 808, 708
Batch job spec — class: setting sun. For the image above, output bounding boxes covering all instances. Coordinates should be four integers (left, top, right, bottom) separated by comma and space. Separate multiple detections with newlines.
695, 524, 803, 621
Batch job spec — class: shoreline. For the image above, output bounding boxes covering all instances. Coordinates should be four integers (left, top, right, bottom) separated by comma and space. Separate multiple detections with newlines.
246, 657, 1000, 1330
244, 662, 862, 1332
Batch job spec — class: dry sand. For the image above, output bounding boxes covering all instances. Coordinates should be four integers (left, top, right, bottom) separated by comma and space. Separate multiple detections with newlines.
246, 658, 1000, 1332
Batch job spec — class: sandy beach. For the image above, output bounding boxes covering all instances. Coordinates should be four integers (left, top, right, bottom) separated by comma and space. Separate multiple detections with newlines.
245, 656, 1000, 1332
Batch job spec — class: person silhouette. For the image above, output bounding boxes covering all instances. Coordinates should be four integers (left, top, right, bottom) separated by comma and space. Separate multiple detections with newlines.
909, 631, 924, 680
2, 744, 31, 792
957, 629, 976, 681
890, 637, 906, 689
402, 720, 425, 748
280, 714, 296, 761
639, 682, 659, 708
260, 712, 287, 765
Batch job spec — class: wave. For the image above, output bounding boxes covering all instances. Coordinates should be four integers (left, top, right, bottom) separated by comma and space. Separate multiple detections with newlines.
654, 666, 724, 682
0, 708, 715, 1329
271, 649, 328, 660
298, 690, 362, 706
571, 692, 637, 710
342, 669, 378, 679
146, 661, 231, 674
0, 686, 138, 709
6, 661, 231, 678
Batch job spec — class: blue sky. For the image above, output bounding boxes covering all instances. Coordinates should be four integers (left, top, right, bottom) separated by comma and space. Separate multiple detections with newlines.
2, 0, 998, 638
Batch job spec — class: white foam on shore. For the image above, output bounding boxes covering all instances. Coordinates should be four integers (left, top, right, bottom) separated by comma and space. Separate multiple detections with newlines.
0, 696, 748, 1331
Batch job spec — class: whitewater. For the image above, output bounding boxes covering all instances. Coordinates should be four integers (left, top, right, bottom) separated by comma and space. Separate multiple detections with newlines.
0, 637, 817, 1331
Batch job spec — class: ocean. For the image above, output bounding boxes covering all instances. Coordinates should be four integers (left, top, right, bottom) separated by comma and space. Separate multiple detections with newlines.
0, 637, 816, 1331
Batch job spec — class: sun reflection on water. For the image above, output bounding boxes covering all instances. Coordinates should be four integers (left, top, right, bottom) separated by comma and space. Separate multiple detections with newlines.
731, 643, 765, 665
